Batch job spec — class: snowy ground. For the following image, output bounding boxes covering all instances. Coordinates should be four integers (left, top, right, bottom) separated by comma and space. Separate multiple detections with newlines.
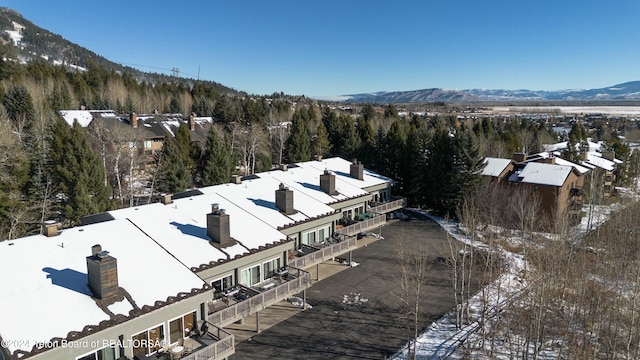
391, 187, 638, 360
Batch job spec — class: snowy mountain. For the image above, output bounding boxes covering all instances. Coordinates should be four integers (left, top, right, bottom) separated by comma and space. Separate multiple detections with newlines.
342, 81, 640, 103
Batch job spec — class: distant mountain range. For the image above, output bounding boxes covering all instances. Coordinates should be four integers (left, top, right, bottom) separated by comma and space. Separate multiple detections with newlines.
2, 7, 639, 103
341, 81, 640, 103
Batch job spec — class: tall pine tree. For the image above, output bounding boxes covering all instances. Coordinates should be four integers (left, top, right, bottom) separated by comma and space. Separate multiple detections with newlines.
50, 119, 111, 226
156, 136, 191, 194
199, 127, 234, 186
284, 109, 311, 162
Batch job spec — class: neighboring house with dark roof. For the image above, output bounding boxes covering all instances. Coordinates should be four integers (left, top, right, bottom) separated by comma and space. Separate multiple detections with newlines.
0, 158, 403, 360
58, 110, 214, 169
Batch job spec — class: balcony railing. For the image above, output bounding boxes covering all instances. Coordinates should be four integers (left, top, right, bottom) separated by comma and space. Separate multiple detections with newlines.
368, 198, 406, 214
207, 267, 311, 327
336, 214, 386, 237
180, 325, 234, 360
288, 236, 357, 269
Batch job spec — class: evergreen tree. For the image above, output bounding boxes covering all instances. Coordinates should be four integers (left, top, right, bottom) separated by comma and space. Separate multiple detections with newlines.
175, 122, 196, 173
371, 125, 388, 174
423, 126, 458, 216
311, 122, 331, 157
337, 114, 361, 159
156, 136, 191, 194
50, 119, 111, 226
3, 85, 35, 141
199, 127, 234, 186
284, 110, 311, 162
169, 97, 182, 114
356, 117, 375, 166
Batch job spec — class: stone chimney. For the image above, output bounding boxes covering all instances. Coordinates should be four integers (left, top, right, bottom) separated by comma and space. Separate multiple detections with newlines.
275, 183, 295, 214
320, 169, 337, 195
130, 112, 138, 128
601, 151, 615, 161
42, 220, 59, 237
207, 204, 233, 247
188, 112, 196, 131
350, 159, 364, 180
512, 152, 527, 163
231, 175, 242, 184
86, 244, 119, 300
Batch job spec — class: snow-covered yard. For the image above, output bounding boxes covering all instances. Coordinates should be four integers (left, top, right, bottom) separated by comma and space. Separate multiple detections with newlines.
391, 186, 638, 359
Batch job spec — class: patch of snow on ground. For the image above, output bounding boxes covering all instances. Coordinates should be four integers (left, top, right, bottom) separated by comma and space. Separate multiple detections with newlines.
288, 296, 312, 309
342, 292, 368, 306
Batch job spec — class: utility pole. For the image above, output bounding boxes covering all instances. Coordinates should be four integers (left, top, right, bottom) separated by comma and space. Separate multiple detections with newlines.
171, 67, 180, 77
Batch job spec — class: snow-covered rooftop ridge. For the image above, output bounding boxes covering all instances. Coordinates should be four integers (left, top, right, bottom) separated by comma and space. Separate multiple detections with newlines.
58, 110, 117, 127
0, 219, 206, 354
527, 152, 591, 174
106, 157, 388, 269
482, 157, 513, 177
508, 162, 573, 187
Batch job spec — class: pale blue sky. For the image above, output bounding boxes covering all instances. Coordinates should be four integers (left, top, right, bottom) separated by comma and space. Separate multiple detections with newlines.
3, 0, 640, 97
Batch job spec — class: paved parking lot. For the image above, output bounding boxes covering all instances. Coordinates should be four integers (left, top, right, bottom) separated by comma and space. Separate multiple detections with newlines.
228, 219, 482, 359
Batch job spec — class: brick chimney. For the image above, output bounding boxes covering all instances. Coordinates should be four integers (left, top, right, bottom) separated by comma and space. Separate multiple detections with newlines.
350, 159, 364, 180
320, 169, 337, 195
188, 113, 196, 131
86, 244, 119, 300
130, 112, 138, 128
207, 204, 233, 247
42, 220, 59, 237
275, 183, 295, 214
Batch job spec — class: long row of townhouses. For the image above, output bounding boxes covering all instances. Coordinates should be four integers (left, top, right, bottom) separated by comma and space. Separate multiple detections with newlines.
0, 157, 404, 360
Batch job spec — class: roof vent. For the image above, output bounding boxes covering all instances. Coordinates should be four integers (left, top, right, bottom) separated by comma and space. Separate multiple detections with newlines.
43, 220, 59, 237
231, 175, 242, 184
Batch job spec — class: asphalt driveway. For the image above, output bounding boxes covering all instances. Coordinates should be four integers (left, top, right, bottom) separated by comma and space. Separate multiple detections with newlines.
229, 219, 482, 359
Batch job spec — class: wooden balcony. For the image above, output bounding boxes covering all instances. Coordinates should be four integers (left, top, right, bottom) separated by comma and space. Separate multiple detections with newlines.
335, 214, 386, 237
207, 268, 311, 327
368, 198, 406, 214
180, 324, 234, 360
288, 236, 357, 269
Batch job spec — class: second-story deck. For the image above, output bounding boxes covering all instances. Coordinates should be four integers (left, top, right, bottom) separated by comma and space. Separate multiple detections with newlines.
288, 236, 357, 269
207, 267, 311, 327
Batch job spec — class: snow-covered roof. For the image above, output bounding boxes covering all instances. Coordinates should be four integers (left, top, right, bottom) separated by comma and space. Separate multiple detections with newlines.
543, 140, 603, 153
0, 219, 206, 354
508, 162, 573, 187
527, 152, 591, 174
583, 153, 616, 172
307, 157, 394, 190
481, 157, 513, 177
105, 158, 389, 269
58, 110, 117, 127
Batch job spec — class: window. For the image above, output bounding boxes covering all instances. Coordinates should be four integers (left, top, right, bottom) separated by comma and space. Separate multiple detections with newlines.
77, 346, 115, 360
301, 230, 316, 245
131, 324, 165, 357
318, 226, 331, 242
263, 258, 281, 279
169, 317, 183, 344
168, 311, 198, 344
144, 140, 152, 149
212, 274, 234, 299
240, 264, 261, 286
